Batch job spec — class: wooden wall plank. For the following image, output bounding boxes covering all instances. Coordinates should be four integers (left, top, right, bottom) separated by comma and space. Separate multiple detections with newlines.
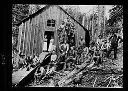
20, 23, 24, 53
31, 18, 34, 56
42, 10, 46, 50
38, 15, 41, 56
38, 14, 42, 55
33, 17, 36, 56
38, 14, 41, 55
34, 18, 37, 56
22, 22, 26, 54
36, 15, 39, 56
23, 23, 27, 55
18, 23, 23, 54
26, 20, 31, 56
39, 14, 43, 53
29, 19, 32, 56
25, 21, 29, 56
26, 21, 29, 56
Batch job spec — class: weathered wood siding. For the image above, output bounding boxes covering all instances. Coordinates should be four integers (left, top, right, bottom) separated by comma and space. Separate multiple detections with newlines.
17, 5, 86, 57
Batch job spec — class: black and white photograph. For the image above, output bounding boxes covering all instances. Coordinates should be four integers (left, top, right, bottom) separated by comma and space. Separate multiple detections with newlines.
12, 5, 123, 87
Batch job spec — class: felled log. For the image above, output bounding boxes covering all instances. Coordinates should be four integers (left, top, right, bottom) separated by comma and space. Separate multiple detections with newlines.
58, 58, 91, 87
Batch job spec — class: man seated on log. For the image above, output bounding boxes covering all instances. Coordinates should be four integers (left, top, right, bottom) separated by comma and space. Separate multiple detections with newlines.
68, 46, 76, 60
22, 55, 27, 68
18, 52, 26, 69
43, 61, 62, 81
79, 36, 85, 48
64, 46, 77, 71
93, 49, 102, 68
101, 40, 109, 59
83, 47, 89, 60
51, 50, 57, 63
56, 49, 66, 72
76, 45, 85, 65
46, 63, 56, 76
65, 56, 76, 71
60, 41, 69, 57
26, 56, 33, 71
89, 42, 96, 58
43, 50, 59, 78
55, 56, 66, 72
57, 41, 69, 70
34, 66, 45, 84
107, 32, 122, 60
33, 55, 39, 66
72, 72, 83, 87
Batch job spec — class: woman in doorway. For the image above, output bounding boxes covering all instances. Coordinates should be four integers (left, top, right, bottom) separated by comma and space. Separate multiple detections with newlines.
48, 36, 54, 52
43, 35, 47, 52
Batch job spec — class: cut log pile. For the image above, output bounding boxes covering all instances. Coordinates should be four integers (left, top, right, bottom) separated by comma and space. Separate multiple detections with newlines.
57, 58, 96, 86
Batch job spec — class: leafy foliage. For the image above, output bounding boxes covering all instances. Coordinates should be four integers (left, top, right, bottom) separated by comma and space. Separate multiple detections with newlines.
108, 5, 123, 26
12, 4, 29, 53
12, 4, 29, 26
65, 6, 83, 24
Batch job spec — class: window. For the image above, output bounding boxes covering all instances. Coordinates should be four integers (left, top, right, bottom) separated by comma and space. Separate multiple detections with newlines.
47, 19, 56, 27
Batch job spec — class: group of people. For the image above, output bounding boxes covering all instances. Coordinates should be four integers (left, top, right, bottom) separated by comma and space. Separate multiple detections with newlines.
62, 31, 123, 68
12, 17, 123, 86
30, 30, 123, 85
14, 52, 40, 71
86, 32, 123, 67
32, 31, 123, 86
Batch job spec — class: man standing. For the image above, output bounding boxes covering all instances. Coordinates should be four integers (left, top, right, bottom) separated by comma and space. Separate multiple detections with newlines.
43, 35, 47, 52
96, 35, 103, 50
107, 32, 122, 59
79, 37, 85, 47
60, 41, 69, 56
33, 55, 39, 66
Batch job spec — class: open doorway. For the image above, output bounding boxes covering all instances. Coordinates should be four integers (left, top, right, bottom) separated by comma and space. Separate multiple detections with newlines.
44, 31, 54, 51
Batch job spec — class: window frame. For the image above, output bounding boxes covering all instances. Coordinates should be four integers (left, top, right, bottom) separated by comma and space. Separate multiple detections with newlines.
47, 19, 56, 27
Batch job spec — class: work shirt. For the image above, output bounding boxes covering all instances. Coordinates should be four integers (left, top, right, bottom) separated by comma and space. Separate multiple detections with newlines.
33, 56, 39, 65
97, 39, 104, 46
60, 43, 69, 54
40, 67, 45, 74
51, 54, 57, 62
83, 47, 89, 54
46, 65, 56, 75
79, 39, 85, 46
109, 34, 122, 47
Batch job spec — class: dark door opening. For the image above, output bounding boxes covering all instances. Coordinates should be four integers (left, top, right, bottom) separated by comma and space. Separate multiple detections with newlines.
44, 31, 54, 51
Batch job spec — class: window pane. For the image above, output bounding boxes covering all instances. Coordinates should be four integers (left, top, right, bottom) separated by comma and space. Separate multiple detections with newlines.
51, 20, 55, 23
47, 20, 51, 23
47, 19, 55, 27
47, 24, 51, 26
52, 24, 55, 27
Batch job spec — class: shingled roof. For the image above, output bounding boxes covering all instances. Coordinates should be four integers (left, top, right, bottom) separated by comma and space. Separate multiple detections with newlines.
16, 5, 88, 31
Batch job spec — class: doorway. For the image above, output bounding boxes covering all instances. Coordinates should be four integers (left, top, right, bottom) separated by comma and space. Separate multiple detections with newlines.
44, 31, 54, 51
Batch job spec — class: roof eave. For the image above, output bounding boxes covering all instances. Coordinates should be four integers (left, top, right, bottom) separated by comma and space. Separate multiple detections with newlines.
15, 5, 50, 26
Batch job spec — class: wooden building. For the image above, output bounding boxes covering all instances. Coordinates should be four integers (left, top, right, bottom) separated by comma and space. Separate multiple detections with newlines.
16, 5, 88, 57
